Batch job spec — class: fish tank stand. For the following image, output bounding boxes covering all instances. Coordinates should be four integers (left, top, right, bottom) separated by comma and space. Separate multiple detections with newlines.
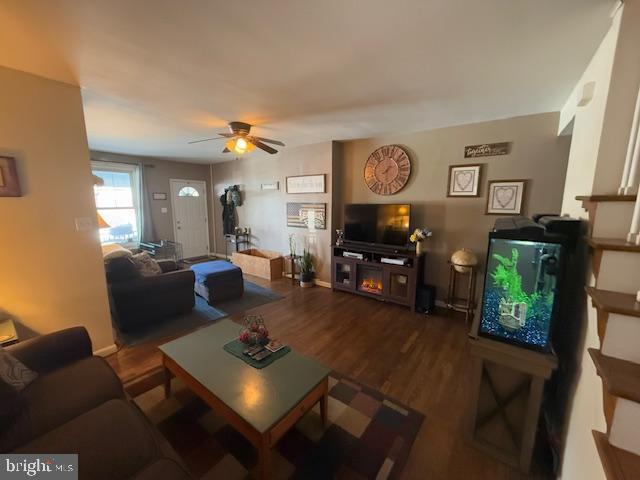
466, 336, 558, 473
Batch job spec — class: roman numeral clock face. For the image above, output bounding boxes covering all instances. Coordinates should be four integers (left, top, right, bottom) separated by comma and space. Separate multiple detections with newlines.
364, 145, 411, 195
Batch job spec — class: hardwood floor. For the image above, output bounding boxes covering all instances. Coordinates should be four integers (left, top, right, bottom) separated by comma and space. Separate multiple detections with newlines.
106, 276, 551, 480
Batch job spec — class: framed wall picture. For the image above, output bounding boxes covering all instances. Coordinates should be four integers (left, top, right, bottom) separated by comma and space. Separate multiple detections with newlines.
0, 156, 21, 197
152, 192, 167, 200
447, 164, 483, 197
486, 180, 526, 215
286, 202, 326, 230
286, 174, 326, 194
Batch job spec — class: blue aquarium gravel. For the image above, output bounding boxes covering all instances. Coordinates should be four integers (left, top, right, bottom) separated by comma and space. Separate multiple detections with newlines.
480, 288, 552, 348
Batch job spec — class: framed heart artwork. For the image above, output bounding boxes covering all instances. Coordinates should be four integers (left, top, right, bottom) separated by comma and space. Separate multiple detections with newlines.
486, 180, 526, 215
447, 164, 483, 197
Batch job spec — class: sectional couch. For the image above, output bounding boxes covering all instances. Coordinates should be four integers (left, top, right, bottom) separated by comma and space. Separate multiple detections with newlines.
0, 327, 192, 480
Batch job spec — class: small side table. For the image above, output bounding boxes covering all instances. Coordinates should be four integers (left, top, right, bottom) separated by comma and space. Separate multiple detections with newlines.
0, 319, 19, 346
284, 255, 301, 285
224, 233, 250, 259
446, 262, 477, 324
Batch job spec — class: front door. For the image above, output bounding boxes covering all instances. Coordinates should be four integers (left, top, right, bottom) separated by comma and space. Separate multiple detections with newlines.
169, 179, 209, 259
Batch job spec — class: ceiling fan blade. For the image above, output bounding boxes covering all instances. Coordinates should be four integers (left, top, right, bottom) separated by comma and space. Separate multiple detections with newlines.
251, 136, 285, 147
222, 147, 231, 153
188, 133, 235, 144
251, 139, 278, 154
188, 137, 220, 144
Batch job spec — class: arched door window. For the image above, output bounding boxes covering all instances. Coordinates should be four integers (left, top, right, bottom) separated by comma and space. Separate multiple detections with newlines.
178, 186, 200, 197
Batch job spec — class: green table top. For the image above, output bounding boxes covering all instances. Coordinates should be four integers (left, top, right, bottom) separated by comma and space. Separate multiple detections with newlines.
159, 319, 330, 433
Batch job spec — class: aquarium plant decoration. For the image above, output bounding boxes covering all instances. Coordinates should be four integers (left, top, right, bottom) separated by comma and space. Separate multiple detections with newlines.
491, 248, 546, 331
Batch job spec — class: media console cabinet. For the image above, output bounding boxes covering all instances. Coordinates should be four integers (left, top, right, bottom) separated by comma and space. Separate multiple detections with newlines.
331, 244, 423, 311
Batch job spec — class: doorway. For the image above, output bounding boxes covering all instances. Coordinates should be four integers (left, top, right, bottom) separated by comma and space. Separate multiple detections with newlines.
169, 179, 209, 259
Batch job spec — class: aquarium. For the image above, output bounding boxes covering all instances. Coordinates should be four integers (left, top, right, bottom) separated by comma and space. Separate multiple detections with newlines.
479, 238, 564, 351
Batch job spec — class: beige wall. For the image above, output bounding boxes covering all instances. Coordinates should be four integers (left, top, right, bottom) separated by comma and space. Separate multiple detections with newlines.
91, 151, 215, 250
211, 142, 334, 283
338, 112, 570, 299
0, 66, 113, 352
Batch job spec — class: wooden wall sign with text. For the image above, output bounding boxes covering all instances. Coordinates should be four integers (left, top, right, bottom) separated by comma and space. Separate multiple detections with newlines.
464, 142, 512, 158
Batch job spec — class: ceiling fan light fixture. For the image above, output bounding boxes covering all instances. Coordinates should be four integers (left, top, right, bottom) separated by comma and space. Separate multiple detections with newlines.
192, 121, 281, 154
225, 137, 254, 154
235, 137, 248, 153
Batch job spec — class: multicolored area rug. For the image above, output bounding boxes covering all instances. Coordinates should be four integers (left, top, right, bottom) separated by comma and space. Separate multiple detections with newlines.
129, 371, 424, 479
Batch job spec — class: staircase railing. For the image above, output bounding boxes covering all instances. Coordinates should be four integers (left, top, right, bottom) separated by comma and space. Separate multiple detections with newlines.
620, 86, 640, 195
624, 85, 640, 243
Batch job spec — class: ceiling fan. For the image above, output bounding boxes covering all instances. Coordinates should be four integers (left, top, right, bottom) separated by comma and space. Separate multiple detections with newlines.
188, 121, 285, 155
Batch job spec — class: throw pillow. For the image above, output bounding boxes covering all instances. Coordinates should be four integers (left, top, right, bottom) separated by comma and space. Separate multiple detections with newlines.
132, 251, 163, 276
0, 348, 38, 392
102, 244, 133, 261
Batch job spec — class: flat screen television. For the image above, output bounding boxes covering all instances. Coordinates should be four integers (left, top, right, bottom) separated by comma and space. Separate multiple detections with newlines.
478, 237, 565, 351
343, 203, 411, 247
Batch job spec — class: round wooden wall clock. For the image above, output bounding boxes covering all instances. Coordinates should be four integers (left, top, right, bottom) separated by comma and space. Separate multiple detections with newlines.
364, 145, 411, 195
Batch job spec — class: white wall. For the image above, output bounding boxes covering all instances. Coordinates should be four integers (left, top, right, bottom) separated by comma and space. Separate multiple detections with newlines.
593, 0, 640, 194
558, 8, 622, 480
0, 66, 114, 352
560, 10, 621, 217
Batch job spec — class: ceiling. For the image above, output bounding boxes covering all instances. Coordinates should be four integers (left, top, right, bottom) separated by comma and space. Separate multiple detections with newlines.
0, 0, 616, 163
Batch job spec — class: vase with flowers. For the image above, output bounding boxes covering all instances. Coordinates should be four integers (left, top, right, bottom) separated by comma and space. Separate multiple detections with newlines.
238, 315, 269, 345
410, 227, 433, 255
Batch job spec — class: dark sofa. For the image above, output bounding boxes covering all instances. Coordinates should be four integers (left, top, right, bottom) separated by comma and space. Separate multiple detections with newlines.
0, 327, 192, 480
106, 257, 195, 332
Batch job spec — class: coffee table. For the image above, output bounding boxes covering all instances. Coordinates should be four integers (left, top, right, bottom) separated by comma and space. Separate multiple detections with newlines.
159, 320, 330, 479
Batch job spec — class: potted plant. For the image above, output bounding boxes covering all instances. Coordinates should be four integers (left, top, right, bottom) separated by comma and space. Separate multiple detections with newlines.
297, 248, 315, 288
288, 233, 297, 258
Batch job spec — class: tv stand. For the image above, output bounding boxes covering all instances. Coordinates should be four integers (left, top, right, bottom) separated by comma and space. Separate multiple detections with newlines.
331, 243, 423, 311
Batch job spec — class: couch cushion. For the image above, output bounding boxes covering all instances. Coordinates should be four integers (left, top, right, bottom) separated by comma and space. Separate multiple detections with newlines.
0, 357, 124, 452
106, 256, 140, 283
0, 379, 21, 431
13, 399, 162, 480
132, 458, 192, 480
190, 260, 242, 284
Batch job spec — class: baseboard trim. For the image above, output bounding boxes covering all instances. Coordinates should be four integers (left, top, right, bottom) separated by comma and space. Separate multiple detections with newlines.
94, 344, 118, 357
284, 273, 331, 289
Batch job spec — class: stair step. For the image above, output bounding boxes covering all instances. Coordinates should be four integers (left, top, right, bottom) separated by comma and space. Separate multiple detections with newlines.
586, 287, 640, 318
576, 195, 637, 203
588, 238, 640, 253
588, 349, 640, 403
593, 430, 640, 480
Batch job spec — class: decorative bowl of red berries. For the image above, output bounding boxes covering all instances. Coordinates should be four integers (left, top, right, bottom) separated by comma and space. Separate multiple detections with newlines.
238, 315, 269, 345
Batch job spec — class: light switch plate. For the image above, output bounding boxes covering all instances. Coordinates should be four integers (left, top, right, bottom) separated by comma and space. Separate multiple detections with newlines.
75, 217, 94, 231
161, 207, 168, 214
